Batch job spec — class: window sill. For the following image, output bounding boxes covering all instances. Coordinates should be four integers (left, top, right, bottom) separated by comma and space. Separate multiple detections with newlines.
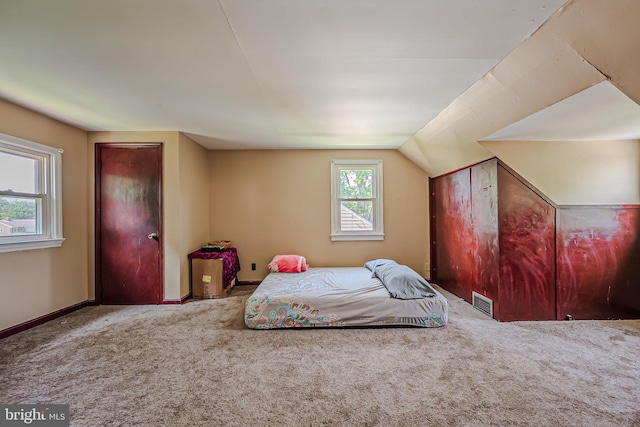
331, 233, 384, 242
0, 238, 65, 254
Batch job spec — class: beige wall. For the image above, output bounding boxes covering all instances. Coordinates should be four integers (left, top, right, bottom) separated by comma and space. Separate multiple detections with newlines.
209, 149, 431, 281
178, 132, 211, 297
0, 98, 88, 331
482, 139, 640, 205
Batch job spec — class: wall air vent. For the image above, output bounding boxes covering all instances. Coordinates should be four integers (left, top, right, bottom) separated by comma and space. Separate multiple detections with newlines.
472, 291, 494, 318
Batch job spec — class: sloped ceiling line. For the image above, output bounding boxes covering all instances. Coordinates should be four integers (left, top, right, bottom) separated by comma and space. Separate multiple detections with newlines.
0, 0, 570, 151
217, 0, 277, 136
399, 0, 640, 177
578, 54, 611, 82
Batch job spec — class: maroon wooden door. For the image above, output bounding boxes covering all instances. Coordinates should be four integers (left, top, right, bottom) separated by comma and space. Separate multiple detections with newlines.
470, 160, 500, 304
556, 207, 640, 320
497, 165, 555, 321
96, 144, 162, 304
431, 168, 474, 302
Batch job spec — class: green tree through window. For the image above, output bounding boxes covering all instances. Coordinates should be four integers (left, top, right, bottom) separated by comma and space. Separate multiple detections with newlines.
0, 198, 36, 220
339, 169, 373, 221
0, 132, 64, 252
331, 159, 383, 241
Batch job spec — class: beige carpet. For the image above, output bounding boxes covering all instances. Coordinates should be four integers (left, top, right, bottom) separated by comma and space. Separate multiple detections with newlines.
1, 285, 639, 427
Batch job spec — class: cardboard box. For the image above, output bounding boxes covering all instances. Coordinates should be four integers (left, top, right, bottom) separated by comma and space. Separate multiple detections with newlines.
191, 258, 224, 298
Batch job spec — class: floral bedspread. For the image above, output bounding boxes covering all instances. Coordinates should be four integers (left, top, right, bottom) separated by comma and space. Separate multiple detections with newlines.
244, 267, 448, 329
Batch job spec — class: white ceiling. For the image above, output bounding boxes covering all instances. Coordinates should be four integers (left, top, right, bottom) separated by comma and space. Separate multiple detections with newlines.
483, 81, 640, 141
0, 0, 568, 150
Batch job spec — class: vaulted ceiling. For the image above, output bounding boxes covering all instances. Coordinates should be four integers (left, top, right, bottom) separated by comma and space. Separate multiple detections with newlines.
0, 0, 565, 151
400, 0, 640, 176
2, 0, 639, 177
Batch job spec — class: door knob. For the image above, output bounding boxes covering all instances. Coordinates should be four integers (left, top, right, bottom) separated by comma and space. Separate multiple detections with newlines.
148, 233, 159, 240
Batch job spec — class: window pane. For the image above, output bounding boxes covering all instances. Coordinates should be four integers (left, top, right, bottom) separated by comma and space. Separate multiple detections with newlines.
340, 200, 373, 231
0, 151, 36, 193
339, 169, 372, 199
0, 196, 38, 236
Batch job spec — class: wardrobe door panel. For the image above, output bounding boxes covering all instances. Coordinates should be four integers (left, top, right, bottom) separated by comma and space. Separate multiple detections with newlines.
432, 168, 474, 302
498, 165, 556, 321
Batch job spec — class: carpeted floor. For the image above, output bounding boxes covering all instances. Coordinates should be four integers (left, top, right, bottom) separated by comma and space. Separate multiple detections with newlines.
1, 285, 639, 426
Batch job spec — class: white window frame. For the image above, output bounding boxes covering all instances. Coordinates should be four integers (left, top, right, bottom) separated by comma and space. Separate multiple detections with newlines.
0, 132, 64, 253
330, 159, 384, 241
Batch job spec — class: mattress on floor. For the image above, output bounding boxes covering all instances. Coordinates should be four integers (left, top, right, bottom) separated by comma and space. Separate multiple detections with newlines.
244, 267, 448, 329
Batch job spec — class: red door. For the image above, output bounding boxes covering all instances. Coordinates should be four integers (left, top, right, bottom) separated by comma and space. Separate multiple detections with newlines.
432, 168, 474, 302
96, 144, 163, 304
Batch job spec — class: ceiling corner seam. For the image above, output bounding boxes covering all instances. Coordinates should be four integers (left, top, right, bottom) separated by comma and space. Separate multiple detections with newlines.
217, 0, 278, 134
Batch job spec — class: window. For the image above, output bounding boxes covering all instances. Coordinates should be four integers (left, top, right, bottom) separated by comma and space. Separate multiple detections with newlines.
330, 160, 383, 241
0, 132, 64, 253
